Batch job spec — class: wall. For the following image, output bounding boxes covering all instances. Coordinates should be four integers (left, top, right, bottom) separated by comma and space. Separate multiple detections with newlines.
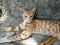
0, 0, 60, 45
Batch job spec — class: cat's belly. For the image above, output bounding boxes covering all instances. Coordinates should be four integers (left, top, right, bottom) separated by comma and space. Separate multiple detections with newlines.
33, 30, 60, 38
33, 30, 54, 36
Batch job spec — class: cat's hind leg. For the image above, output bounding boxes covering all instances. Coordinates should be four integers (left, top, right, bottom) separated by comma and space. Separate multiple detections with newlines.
38, 37, 56, 45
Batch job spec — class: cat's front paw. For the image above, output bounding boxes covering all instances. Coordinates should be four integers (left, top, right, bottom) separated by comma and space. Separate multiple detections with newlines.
6, 35, 22, 41
6, 36, 16, 41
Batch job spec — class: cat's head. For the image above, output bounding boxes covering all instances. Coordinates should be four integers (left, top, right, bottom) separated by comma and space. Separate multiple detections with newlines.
20, 8, 36, 23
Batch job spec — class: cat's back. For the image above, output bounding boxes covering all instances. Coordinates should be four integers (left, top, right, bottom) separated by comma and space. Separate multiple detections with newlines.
31, 19, 60, 24
32, 20, 60, 33
26, 19, 60, 29
26, 20, 60, 34
30, 20, 60, 29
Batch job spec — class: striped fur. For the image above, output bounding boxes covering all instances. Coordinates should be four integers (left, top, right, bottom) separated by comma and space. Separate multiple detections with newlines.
0, 20, 60, 41
0, 8, 60, 45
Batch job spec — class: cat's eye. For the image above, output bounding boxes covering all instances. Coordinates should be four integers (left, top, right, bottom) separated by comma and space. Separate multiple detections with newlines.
31, 16, 33, 17
25, 16, 27, 18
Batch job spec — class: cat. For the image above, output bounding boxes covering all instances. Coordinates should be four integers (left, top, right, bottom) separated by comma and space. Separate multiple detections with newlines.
6, 20, 60, 45
0, 8, 60, 45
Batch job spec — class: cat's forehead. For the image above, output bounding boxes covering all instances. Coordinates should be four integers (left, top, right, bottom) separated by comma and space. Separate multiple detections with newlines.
24, 10, 33, 14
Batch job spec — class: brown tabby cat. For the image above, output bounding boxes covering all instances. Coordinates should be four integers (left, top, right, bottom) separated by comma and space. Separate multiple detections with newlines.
0, 8, 60, 45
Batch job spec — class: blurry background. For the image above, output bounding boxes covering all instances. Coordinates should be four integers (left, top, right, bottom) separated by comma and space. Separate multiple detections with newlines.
0, 0, 60, 45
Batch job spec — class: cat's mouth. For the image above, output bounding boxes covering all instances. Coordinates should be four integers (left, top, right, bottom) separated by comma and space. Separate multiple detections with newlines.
27, 21, 32, 24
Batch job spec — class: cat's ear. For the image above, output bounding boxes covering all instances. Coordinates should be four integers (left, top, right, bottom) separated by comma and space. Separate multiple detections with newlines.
32, 8, 36, 14
20, 8, 25, 14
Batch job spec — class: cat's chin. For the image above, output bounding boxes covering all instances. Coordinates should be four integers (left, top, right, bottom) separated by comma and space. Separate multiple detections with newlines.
27, 21, 32, 23
27, 22, 30, 23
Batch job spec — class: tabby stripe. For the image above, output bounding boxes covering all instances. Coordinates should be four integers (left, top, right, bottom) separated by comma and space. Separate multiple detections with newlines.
9, 35, 21, 40
22, 33, 27, 36
18, 25, 21, 31
18, 34, 22, 39
11, 26, 16, 31
40, 20, 43, 25
15, 35, 18, 38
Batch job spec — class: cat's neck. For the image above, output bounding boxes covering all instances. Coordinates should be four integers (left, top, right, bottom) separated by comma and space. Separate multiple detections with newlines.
21, 21, 26, 26
20, 21, 27, 29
